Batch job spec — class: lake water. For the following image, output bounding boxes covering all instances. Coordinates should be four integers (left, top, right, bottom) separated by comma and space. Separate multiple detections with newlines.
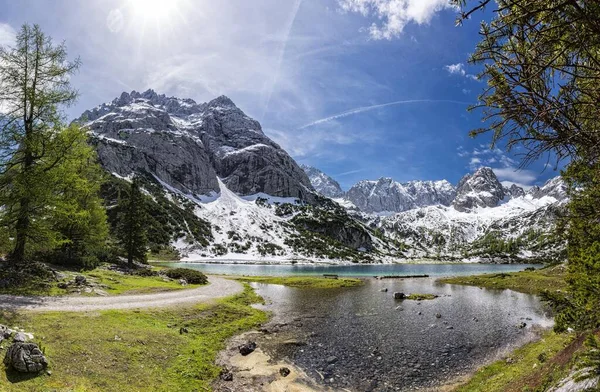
160, 262, 552, 391
158, 262, 541, 277
252, 278, 553, 391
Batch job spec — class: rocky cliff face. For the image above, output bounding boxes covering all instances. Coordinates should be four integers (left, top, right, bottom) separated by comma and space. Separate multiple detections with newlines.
82, 90, 314, 200
346, 178, 455, 214
300, 165, 344, 198
452, 167, 506, 212
528, 177, 568, 201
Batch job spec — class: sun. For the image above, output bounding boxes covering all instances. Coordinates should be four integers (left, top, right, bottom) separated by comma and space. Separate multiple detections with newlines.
127, 0, 181, 23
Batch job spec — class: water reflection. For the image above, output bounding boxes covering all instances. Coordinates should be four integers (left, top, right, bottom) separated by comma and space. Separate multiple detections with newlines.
253, 279, 553, 391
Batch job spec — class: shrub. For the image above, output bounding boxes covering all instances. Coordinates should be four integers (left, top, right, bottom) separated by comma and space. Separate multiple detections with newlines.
131, 268, 159, 277
163, 268, 208, 284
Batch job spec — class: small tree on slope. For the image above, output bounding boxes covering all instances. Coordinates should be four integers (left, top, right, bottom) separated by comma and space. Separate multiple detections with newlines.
117, 178, 148, 265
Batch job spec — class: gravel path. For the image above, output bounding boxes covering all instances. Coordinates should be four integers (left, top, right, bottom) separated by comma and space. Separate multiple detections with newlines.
0, 276, 243, 312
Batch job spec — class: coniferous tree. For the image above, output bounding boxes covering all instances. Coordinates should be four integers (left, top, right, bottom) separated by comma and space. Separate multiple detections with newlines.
117, 178, 148, 265
0, 24, 81, 264
48, 125, 109, 268
453, 1, 600, 336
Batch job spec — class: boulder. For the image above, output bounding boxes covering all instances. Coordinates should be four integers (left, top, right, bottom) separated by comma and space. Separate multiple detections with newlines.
393, 292, 406, 300
238, 342, 257, 356
13, 332, 26, 343
74, 275, 87, 285
279, 367, 291, 377
3, 342, 48, 373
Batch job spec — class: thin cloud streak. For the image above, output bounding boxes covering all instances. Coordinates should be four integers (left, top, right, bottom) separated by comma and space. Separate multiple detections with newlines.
335, 168, 368, 177
298, 99, 472, 129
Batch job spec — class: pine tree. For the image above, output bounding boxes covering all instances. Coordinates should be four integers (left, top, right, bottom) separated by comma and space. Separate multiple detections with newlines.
48, 125, 109, 268
453, 0, 600, 335
117, 178, 148, 265
0, 24, 81, 264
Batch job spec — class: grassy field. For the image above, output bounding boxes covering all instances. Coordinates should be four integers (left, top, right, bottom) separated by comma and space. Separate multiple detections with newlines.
233, 275, 364, 288
0, 284, 267, 392
454, 331, 581, 392
84, 268, 204, 295
438, 264, 567, 295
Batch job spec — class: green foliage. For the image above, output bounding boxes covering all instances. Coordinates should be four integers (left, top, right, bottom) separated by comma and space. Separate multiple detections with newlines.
101, 175, 212, 251
115, 178, 148, 264
576, 334, 600, 381
43, 126, 109, 268
163, 268, 208, 284
0, 24, 81, 264
453, 1, 600, 335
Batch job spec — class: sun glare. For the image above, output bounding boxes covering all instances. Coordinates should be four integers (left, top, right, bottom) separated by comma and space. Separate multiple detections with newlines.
128, 0, 180, 23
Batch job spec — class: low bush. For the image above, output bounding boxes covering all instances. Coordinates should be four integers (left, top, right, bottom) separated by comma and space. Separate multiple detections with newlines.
163, 268, 208, 284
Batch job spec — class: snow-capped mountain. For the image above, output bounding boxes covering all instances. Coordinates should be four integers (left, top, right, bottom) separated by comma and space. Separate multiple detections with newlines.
452, 167, 507, 212
82, 90, 388, 263
81, 90, 567, 264
82, 89, 314, 200
356, 175, 567, 262
300, 165, 344, 198
345, 177, 456, 214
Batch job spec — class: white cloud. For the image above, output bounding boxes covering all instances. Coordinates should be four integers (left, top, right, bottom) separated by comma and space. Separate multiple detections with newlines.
0, 23, 16, 47
298, 98, 470, 129
444, 63, 465, 75
444, 62, 478, 80
266, 125, 371, 160
463, 146, 538, 187
469, 157, 481, 166
338, 0, 455, 40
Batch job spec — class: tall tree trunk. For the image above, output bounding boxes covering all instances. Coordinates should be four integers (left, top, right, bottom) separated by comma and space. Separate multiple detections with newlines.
11, 197, 30, 264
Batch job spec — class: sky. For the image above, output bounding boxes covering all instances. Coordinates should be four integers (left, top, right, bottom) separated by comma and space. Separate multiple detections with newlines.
0, 0, 563, 190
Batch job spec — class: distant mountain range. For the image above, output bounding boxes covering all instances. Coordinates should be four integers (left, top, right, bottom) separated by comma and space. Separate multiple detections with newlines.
81, 90, 567, 264
301, 165, 566, 213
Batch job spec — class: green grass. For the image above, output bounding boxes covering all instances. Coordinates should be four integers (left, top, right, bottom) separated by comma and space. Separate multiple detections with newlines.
437, 265, 567, 295
454, 331, 575, 392
0, 266, 204, 297
233, 275, 364, 289
405, 293, 438, 300
0, 284, 267, 392
85, 268, 204, 295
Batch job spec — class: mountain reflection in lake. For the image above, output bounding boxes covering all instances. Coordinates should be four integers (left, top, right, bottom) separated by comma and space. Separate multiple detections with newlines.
251, 278, 553, 392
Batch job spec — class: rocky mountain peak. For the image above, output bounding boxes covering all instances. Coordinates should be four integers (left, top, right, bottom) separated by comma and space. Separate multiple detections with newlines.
300, 165, 344, 198
346, 177, 456, 214
83, 90, 314, 200
207, 95, 237, 109
529, 176, 567, 200
452, 167, 505, 212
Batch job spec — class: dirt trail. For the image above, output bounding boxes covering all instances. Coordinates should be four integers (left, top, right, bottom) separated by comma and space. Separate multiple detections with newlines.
0, 276, 242, 312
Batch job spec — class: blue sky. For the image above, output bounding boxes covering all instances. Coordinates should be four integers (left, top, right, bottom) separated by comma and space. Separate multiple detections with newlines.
0, 0, 562, 190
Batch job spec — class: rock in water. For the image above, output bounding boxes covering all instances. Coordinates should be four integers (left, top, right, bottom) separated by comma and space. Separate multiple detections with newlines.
238, 342, 257, 356
394, 292, 406, 300
3, 342, 48, 373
